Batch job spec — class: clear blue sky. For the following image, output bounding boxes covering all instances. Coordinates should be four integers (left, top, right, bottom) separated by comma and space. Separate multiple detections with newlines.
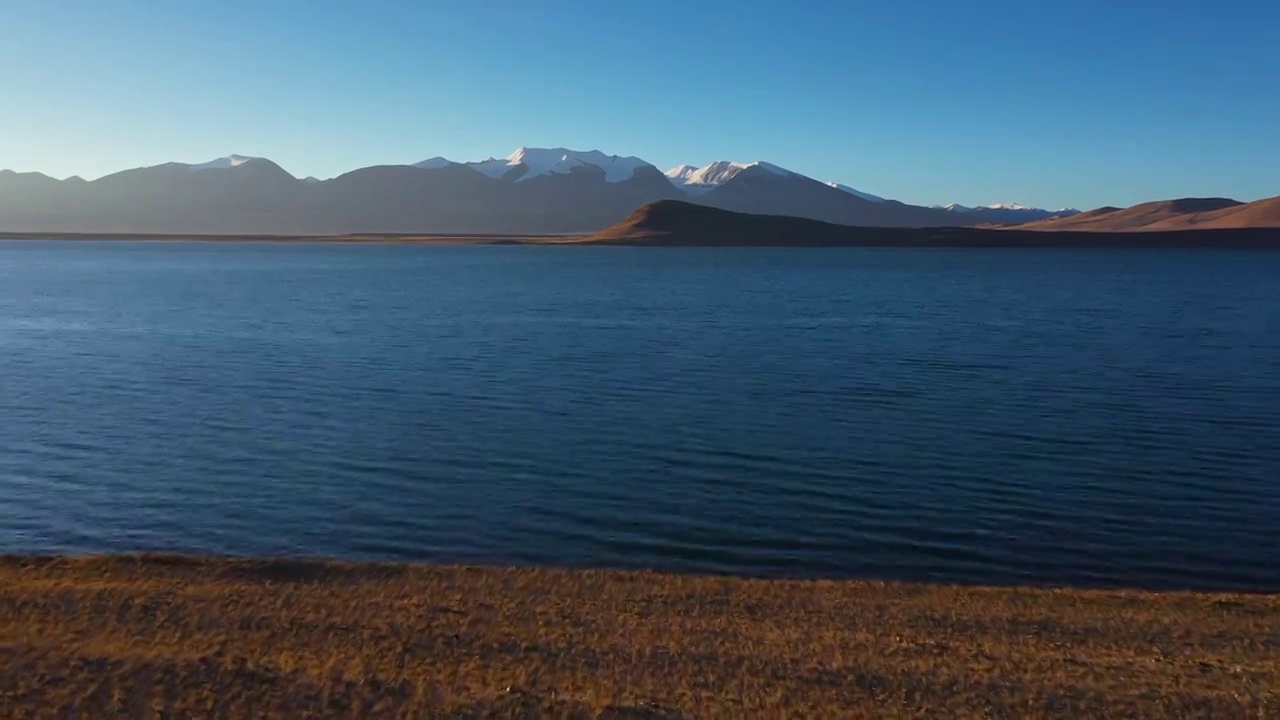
2, 0, 1277, 209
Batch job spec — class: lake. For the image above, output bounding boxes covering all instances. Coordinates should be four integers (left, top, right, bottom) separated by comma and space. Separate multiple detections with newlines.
1, 241, 1277, 589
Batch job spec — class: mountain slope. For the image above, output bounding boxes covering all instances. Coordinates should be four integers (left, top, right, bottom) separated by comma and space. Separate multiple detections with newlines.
316, 163, 503, 233
1146, 195, 1280, 230
0, 158, 324, 234
827, 182, 885, 203
589, 199, 884, 245
665, 161, 792, 194
0, 150, 683, 235
589, 200, 1280, 247
665, 160, 960, 226
315, 157, 682, 234
1019, 198, 1243, 231
694, 164, 966, 228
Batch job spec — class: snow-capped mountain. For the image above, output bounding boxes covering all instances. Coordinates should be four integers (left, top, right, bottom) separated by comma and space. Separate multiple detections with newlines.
662, 159, 958, 227
937, 202, 1081, 225
415, 148, 655, 183
662, 162, 941, 225
669, 162, 887, 205
665, 161, 793, 194
0, 146, 973, 234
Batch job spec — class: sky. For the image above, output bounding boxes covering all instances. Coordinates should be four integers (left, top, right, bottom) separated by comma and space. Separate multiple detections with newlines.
1, 0, 1277, 210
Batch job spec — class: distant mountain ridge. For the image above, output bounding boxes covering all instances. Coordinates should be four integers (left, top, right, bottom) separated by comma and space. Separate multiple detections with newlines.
3, 149, 1274, 235
0, 148, 965, 235
937, 202, 1082, 225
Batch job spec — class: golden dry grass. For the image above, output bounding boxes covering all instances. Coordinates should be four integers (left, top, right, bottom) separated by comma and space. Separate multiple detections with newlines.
0, 555, 1276, 719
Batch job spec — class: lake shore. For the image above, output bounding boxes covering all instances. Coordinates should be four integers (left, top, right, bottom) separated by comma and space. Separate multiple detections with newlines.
0, 231, 581, 244
5, 218, 1280, 248
1, 555, 1275, 718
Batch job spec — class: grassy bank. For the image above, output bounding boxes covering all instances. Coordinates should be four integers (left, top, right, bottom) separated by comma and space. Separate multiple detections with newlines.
0, 555, 1275, 718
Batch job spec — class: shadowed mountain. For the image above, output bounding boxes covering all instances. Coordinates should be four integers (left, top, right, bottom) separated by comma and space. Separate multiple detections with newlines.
0, 170, 64, 192
0, 159, 323, 235
0, 149, 684, 235
587, 200, 1280, 247
0, 148, 972, 235
315, 164, 507, 234
493, 163, 683, 233
315, 162, 681, 234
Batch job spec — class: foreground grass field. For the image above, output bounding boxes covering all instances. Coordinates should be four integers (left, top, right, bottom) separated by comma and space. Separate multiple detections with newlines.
0, 556, 1276, 718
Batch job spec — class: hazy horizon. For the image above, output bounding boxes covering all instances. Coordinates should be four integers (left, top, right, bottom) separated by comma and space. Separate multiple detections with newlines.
3, 0, 1278, 210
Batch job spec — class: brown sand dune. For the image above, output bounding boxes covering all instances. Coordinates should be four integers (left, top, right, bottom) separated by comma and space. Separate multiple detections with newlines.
0, 555, 1277, 719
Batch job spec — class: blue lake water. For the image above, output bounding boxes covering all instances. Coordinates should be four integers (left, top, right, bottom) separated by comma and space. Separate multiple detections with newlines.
1, 241, 1277, 589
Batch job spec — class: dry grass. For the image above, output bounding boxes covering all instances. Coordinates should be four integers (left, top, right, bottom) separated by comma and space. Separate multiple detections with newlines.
0, 555, 1276, 719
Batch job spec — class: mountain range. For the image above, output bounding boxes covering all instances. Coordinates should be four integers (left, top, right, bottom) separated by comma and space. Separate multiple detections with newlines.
936, 203, 1082, 225
2, 148, 1274, 235
0, 148, 1007, 235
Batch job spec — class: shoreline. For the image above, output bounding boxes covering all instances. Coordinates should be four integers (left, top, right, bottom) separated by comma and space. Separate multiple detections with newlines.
4, 226, 1280, 248
0, 231, 580, 245
2, 554, 1276, 718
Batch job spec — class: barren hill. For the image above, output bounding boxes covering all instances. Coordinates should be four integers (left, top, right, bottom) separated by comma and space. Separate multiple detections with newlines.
1147, 195, 1280, 230
587, 200, 1280, 248
1018, 195, 1280, 231
1020, 198, 1243, 231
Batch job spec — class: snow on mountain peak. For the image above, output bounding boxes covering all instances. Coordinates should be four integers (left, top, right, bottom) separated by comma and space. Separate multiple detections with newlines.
937, 202, 1082, 219
665, 160, 792, 194
826, 182, 885, 203
459, 147, 649, 183
188, 155, 259, 172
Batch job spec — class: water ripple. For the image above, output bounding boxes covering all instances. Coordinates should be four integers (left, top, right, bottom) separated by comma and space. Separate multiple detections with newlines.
0, 243, 1278, 589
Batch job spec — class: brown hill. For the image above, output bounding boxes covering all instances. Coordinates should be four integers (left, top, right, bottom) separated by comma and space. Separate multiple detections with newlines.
589, 199, 870, 245
1147, 195, 1280, 230
1020, 198, 1243, 231
587, 200, 1280, 247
